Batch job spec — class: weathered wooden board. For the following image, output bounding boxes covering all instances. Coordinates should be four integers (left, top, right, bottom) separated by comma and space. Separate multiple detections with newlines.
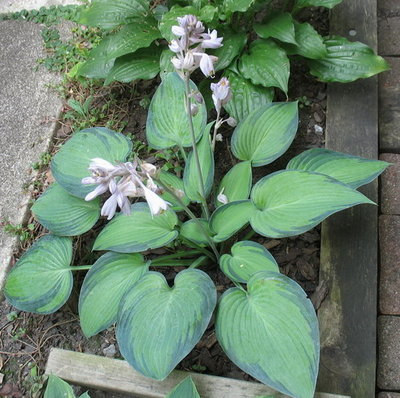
45, 348, 350, 398
317, 0, 379, 397
378, 0, 400, 56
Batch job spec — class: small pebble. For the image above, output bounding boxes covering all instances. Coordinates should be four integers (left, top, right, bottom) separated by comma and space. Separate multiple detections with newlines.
314, 125, 324, 135
102, 344, 116, 358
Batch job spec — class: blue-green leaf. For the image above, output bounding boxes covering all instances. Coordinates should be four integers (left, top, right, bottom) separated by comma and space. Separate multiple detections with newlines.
51, 127, 132, 199
146, 72, 206, 149
180, 219, 213, 246
4, 236, 73, 314
231, 102, 298, 167
44, 375, 75, 398
287, 148, 389, 189
32, 183, 100, 236
216, 271, 319, 398
219, 240, 279, 283
166, 377, 200, 398
117, 269, 217, 380
159, 170, 190, 211
93, 202, 178, 253
79, 252, 148, 337
250, 170, 374, 238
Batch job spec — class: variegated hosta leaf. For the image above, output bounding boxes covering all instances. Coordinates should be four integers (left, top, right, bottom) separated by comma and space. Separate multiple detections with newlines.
223, 71, 274, 122
79, 0, 150, 29
219, 240, 279, 283
250, 170, 374, 238
239, 39, 290, 93
117, 269, 217, 380
4, 235, 73, 314
44, 375, 75, 398
254, 12, 297, 45
105, 46, 161, 85
294, 0, 342, 9
31, 183, 100, 236
146, 72, 207, 149
180, 219, 213, 246
166, 377, 200, 398
308, 36, 390, 83
231, 102, 298, 167
159, 170, 190, 211
287, 148, 389, 189
159, 49, 176, 80
183, 123, 214, 202
51, 127, 132, 199
216, 271, 319, 398
210, 200, 253, 242
216, 161, 252, 208
93, 203, 178, 253
79, 253, 148, 338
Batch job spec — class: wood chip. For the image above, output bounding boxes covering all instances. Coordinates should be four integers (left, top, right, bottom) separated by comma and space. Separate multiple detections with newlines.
263, 240, 280, 249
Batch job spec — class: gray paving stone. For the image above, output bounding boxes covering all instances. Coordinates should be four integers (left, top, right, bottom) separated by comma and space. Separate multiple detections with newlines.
378, 393, 400, 398
378, 316, 400, 389
0, 20, 63, 297
0, 0, 81, 14
378, 0, 400, 56
380, 154, 400, 215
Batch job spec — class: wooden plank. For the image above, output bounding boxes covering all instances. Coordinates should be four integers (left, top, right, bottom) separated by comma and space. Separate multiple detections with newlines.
317, 0, 379, 397
45, 349, 350, 398
378, 0, 400, 56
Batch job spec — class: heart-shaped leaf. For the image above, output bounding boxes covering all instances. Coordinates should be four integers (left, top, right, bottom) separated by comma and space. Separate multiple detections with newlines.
51, 127, 132, 199
79, 0, 150, 29
159, 5, 198, 41
146, 72, 206, 149
159, 170, 190, 211
117, 269, 217, 380
210, 200, 253, 242
180, 219, 213, 246
223, 0, 257, 13
239, 39, 290, 93
216, 161, 252, 207
308, 36, 390, 83
254, 12, 297, 45
183, 123, 214, 202
44, 375, 75, 398
294, 0, 342, 9
93, 202, 178, 253
231, 102, 298, 167
4, 235, 73, 314
166, 377, 200, 398
105, 46, 161, 85
250, 170, 374, 238
219, 240, 279, 283
79, 252, 148, 337
287, 148, 389, 189
216, 271, 319, 398
223, 71, 274, 122
32, 183, 100, 236
160, 49, 176, 80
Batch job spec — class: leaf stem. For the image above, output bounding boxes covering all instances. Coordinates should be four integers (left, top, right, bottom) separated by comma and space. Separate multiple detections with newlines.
151, 259, 193, 267
211, 109, 221, 151
150, 250, 201, 264
189, 255, 208, 269
180, 237, 216, 260
69, 265, 92, 271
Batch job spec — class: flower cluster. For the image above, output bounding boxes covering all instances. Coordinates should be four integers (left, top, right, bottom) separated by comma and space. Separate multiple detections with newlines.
169, 15, 223, 77
82, 158, 169, 220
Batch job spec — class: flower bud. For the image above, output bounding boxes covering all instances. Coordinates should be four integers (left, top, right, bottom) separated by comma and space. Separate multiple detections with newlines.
190, 103, 199, 116
215, 133, 223, 142
226, 116, 237, 127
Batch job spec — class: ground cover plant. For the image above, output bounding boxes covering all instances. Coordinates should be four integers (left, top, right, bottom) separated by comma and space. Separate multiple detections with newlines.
3, 13, 389, 398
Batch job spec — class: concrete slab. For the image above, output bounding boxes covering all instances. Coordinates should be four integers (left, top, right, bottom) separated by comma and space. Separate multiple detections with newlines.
0, 20, 63, 297
0, 0, 81, 14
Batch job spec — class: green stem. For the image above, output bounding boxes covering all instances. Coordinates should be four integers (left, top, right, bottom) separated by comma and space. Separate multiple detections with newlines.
180, 237, 216, 260
179, 145, 187, 162
184, 74, 210, 220
211, 111, 221, 151
151, 250, 201, 264
189, 256, 208, 269
70, 265, 92, 271
151, 259, 193, 267
242, 229, 256, 241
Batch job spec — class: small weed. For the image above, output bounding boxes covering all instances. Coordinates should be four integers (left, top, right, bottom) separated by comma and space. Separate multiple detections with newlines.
2, 221, 35, 242
32, 152, 52, 170
11, 327, 27, 341
139, 96, 151, 109
297, 95, 312, 109
23, 363, 47, 398
6, 311, 18, 322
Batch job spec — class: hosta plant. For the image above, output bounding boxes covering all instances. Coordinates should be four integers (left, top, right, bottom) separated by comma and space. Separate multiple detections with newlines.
5, 16, 389, 398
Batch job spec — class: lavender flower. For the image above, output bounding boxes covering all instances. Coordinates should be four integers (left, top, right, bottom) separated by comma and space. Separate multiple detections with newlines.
211, 77, 232, 113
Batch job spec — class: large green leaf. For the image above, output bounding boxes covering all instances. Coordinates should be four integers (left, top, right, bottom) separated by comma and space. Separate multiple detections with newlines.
93, 202, 178, 253
146, 72, 206, 149
51, 127, 132, 199
44, 375, 75, 398
4, 235, 73, 314
250, 170, 374, 238
210, 200, 253, 242
254, 12, 297, 45
79, 252, 148, 337
223, 71, 274, 122
287, 148, 389, 189
105, 46, 161, 85
210, 28, 247, 71
159, 49, 176, 80
159, 170, 190, 211
166, 377, 200, 398
216, 161, 252, 207
223, 0, 255, 13
308, 36, 390, 83
159, 5, 198, 41
239, 39, 290, 93
216, 271, 319, 398
231, 102, 298, 167
79, 0, 150, 29
117, 269, 217, 380
180, 219, 213, 246
32, 183, 100, 236
183, 123, 214, 202
219, 240, 279, 283
294, 0, 342, 9
284, 22, 327, 60
103, 18, 160, 61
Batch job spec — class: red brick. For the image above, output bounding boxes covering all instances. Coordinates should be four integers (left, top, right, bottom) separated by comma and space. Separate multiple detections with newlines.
380, 154, 400, 215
